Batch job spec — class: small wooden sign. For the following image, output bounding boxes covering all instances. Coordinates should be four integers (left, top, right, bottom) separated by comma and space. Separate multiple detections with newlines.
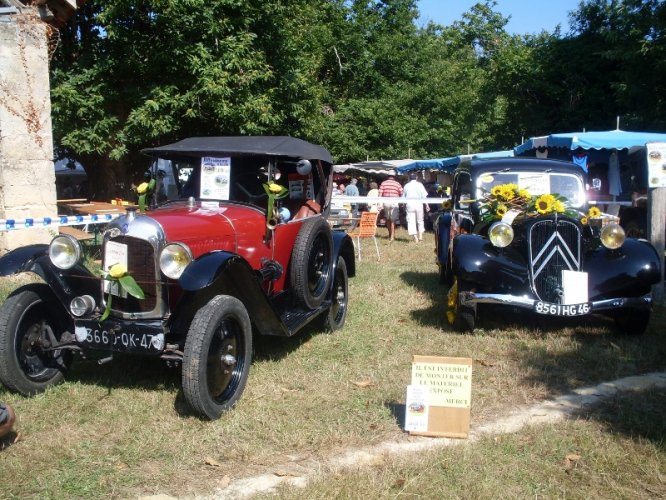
405, 355, 472, 438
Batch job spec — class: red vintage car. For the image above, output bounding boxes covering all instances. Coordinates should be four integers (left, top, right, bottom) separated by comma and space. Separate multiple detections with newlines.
0, 136, 355, 419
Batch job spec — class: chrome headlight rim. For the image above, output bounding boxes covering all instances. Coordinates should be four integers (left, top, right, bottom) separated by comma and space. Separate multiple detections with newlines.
49, 234, 82, 270
600, 223, 625, 250
159, 242, 193, 280
488, 221, 514, 248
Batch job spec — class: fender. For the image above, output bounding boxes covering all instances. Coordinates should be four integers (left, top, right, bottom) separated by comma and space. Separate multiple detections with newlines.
451, 234, 530, 293
0, 244, 100, 310
585, 238, 661, 298
177, 251, 287, 336
332, 231, 356, 278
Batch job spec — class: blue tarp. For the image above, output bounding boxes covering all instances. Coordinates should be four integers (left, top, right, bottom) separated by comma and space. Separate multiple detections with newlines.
514, 129, 666, 155
396, 150, 514, 173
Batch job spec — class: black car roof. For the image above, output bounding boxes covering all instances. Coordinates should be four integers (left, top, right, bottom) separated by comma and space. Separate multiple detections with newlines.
141, 136, 333, 163
467, 157, 585, 175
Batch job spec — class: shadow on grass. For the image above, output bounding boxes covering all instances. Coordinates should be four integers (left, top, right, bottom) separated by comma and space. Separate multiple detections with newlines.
575, 387, 666, 447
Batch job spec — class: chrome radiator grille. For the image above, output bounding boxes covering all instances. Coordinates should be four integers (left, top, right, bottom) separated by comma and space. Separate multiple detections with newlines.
107, 235, 158, 313
528, 219, 582, 302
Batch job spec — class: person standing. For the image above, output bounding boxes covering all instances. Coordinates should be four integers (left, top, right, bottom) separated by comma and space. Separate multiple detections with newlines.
345, 178, 360, 216
402, 172, 429, 242
379, 175, 403, 241
366, 181, 380, 213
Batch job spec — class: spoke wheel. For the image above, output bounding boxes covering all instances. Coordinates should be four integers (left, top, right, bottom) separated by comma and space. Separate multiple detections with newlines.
290, 217, 333, 309
320, 257, 349, 332
0, 285, 71, 395
183, 295, 252, 420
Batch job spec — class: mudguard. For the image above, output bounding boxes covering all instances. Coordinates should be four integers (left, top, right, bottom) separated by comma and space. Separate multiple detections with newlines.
0, 244, 100, 310
332, 231, 356, 279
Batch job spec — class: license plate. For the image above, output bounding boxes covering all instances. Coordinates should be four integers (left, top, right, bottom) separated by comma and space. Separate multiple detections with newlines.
74, 324, 163, 353
534, 301, 590, 316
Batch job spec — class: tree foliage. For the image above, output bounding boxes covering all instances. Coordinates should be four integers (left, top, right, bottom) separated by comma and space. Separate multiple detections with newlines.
49, 0, 666, 198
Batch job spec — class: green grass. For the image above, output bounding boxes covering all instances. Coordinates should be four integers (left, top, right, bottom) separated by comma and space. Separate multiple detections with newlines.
0, 228, 664, 497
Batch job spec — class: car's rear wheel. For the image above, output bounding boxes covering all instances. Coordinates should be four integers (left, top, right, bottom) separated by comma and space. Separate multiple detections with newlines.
446, 277, 476, 332
320, 257, 348, 332
182, 295, 252, 420
614, 309, 650, 335
0, 284, 72, 395
290, 217, 333, 309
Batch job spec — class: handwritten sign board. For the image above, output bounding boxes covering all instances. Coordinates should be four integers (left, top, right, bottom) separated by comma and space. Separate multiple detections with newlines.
405, 355, 472, 438
646, 142, 666, 188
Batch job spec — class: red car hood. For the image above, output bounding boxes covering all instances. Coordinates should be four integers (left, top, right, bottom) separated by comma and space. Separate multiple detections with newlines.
148, 202, 266, 259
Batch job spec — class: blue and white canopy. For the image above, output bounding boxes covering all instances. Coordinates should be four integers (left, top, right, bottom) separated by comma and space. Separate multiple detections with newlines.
514, 129, 666, 155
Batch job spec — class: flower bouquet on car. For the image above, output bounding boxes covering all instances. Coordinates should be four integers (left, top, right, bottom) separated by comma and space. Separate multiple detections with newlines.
477, 183, 579, 223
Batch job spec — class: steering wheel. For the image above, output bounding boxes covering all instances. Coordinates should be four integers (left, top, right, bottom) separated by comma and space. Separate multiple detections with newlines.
234, 173, 268, 203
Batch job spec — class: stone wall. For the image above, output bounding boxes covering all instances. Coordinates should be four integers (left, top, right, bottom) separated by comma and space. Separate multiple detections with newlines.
0, 10, 57, 253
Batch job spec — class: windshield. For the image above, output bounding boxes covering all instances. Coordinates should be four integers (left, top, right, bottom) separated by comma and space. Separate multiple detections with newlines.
476, 171, 585, 208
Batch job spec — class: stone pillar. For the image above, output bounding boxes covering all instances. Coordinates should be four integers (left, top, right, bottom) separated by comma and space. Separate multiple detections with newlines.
0, 10, 57, 253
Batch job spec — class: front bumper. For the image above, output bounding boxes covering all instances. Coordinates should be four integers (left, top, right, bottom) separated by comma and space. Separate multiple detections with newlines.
460, 292, 652, 314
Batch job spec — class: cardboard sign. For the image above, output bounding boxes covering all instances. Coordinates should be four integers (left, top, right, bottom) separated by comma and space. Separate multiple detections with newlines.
406, 355, 472, 438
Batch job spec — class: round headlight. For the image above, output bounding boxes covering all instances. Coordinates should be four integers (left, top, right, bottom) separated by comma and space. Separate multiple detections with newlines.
49, 234, 82, 269
600, 223, 625, 249
159, 243, 192, 280
488, 221, 514, 248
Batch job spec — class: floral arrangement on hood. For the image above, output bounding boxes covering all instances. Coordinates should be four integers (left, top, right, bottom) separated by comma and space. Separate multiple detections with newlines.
101, 263, 145, 321
477, 183, 579, 223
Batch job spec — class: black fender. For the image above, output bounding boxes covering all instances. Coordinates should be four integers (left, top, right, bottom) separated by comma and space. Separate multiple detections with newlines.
451, 234, 531, 294
332, 230, 356, 279
0, 244, 100, 311
177, 251, 286, 336
435, 212, 452, 265
585, 238, 661, 298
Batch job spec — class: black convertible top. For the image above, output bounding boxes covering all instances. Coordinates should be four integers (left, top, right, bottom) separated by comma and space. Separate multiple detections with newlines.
142, 136, 333, 163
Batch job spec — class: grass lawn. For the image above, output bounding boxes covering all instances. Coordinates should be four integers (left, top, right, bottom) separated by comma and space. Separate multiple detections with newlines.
0, 227, 664, 498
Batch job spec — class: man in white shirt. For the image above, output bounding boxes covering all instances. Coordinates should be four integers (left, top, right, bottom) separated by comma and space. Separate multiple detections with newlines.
402, 173, 429, 242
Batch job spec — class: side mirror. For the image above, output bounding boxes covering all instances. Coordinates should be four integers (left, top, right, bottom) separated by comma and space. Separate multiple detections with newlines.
296, 159, 312, 175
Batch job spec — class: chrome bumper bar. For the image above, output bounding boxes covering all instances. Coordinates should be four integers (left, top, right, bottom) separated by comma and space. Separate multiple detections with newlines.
459, 292, 652, 312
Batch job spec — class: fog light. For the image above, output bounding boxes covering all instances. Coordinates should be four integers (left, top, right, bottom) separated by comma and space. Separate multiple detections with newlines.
70, 295, 96, 317
601, 223, 625, 249
49, 234, 81, 269
488, 221, 514, 248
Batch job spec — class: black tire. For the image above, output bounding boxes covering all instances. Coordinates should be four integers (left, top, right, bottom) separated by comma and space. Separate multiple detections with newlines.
614, 309, 650, 335
182, 295, 252, 420
446, 277, 476, 332
290, 217, 333, 309
320, 257, 349, 332
0, 284, 72, 395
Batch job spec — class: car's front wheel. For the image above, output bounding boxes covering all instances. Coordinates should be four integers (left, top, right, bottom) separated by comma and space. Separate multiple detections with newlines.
0, 284, 72, 395
182, 295, 252, 420
614, 309, 650, 335
320, 257, 349, 332
446, 277, 476, 332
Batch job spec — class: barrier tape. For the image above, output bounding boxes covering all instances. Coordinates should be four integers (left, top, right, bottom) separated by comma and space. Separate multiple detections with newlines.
0, 213, 116, 232
0, 196, 453, 233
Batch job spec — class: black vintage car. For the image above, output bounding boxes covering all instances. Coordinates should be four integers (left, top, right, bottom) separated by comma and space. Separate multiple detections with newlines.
0, 136, 356, 420
435, 157, 661, 333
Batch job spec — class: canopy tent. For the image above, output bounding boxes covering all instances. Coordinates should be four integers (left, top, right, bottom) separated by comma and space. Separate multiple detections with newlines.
514, 130, 666, 155
333, 159, 415, 176
396, 150, 514, 173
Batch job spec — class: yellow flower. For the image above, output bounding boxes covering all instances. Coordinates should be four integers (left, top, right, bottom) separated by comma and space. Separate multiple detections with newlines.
519, 189, 531, 200
554, 200, 565, 213
588, 206, 601, 218
496, 204, 508, 217
491, 185, 503, 197
108, 263, 127, 278
580, 216, 588, 225
535, 194, 555, 214
268, 182, 283, 194
137, 182, 149, 194
441, 200, 452, 211
499, 186, 515, 201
